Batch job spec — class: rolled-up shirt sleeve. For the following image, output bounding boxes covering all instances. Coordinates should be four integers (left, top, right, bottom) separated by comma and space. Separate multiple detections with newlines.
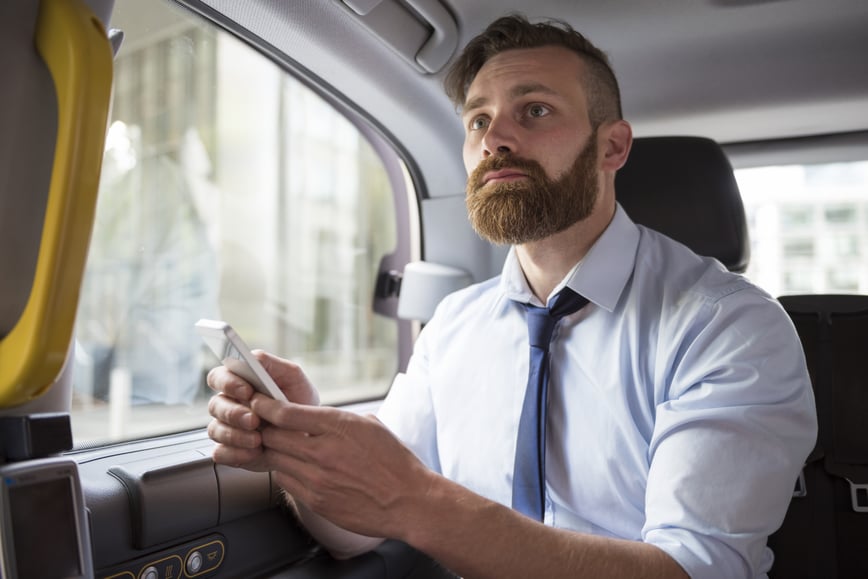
642, 290, 817, 578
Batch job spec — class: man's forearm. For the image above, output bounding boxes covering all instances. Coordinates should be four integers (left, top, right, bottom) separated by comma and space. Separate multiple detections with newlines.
399, 474, 688, 579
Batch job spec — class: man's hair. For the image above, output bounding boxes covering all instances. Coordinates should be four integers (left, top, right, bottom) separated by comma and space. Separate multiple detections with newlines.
444, 14, 623, 128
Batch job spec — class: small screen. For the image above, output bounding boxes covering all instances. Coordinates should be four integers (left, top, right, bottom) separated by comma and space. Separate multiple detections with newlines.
200, 332, 234, 362
8, 476, 82, 578
223, 342, 245, 362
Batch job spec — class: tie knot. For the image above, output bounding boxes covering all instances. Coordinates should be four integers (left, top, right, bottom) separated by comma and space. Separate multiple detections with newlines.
524, 288, 588, 349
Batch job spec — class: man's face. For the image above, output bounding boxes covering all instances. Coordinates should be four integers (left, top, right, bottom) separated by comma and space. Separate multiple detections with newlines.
460, 46, 600, 245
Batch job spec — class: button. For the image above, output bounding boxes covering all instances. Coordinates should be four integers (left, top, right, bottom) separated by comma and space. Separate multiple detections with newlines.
139, 557, 182, 579
198, 539, 225, 573
186, 551, 203, 575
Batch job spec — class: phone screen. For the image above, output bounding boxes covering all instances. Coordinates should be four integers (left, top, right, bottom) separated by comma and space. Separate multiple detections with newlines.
195, 319, 288, 401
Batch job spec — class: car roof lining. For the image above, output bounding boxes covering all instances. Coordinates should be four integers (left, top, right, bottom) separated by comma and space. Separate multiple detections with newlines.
174, 0, 868, 179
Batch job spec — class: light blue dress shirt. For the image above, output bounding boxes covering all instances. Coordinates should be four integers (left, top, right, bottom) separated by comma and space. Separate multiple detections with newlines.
378, 204, 817, 578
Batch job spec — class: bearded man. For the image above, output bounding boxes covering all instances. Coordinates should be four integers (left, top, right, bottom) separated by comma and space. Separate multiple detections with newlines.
206, 14, 817, 579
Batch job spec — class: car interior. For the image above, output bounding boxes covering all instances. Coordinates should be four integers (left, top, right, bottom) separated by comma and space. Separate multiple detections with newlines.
1, 0, 867, 577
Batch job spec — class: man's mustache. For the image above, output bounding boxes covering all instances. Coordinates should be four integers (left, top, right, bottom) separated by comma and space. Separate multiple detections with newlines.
468, 154, 548, 191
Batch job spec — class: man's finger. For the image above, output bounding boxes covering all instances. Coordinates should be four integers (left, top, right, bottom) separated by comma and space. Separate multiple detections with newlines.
250, 394, 339, 435
207, 365, 255, 401
254, 351, 320, 406
208, 393, 260, 430
259, 424, 308, 451
207, 418, 262, 449
212, 441, 264, 467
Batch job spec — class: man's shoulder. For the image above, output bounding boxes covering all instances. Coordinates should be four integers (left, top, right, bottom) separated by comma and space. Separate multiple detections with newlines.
633, 224, 769, 307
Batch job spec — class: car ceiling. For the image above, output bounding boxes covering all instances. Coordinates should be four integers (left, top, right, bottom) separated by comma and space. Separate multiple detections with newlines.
124, 0, 868, 200
452, 0, 868, 144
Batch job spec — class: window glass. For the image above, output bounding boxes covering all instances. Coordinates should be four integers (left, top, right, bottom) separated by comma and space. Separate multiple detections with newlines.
780, 206, 813, 228
736, 161, 868, 296
71, 0, 403, 445
782, 238, 814, 259
824, 205, 857, 225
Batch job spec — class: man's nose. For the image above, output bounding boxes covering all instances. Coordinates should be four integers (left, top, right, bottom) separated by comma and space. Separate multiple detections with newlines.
481, 115, 519, 158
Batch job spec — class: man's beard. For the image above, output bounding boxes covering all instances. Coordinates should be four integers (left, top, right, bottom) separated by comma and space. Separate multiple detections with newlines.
465, 133, 599, 245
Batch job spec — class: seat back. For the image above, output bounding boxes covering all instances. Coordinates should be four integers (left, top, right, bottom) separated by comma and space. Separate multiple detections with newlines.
615, 135, 750, 272
768, 294, 868, 578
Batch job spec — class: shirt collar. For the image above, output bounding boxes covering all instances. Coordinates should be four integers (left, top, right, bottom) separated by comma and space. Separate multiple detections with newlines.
498, 203, 640, 312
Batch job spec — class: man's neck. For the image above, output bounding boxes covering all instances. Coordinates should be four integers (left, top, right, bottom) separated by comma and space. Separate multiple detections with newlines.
515, 201, 615, 302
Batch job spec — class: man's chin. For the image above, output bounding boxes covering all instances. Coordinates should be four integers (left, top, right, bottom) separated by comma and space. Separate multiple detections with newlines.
473, 213, 591, 246
471, 223, 544, 246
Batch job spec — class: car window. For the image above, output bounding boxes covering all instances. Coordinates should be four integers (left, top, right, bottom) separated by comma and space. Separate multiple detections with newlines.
736, 160, 868, 296
71, 0, 407, 446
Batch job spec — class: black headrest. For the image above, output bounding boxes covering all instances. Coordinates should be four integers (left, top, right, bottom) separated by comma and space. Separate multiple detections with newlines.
615, 136, 750, 273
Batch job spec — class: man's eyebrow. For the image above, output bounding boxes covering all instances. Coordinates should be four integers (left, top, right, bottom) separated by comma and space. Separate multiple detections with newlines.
462, 83, 560, 116
462, 95, 488, 117
509, 82, 559, 100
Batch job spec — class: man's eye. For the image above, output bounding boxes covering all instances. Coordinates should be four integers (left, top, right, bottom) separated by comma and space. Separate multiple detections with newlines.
527, 104, 550, 118
469, 117, 489, 130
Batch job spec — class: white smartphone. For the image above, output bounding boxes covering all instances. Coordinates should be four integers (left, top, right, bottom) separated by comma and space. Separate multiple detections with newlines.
195, 319, 289, 402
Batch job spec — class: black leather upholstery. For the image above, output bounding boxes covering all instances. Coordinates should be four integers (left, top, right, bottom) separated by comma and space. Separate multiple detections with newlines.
615, 136, 750, 273
768, 294, 868, 578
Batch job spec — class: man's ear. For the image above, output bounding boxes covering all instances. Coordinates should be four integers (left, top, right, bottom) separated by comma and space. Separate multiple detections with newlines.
599, 120, 633, 172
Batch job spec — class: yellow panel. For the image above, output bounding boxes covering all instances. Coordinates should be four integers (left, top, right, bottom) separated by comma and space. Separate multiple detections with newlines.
0, 0, 113, 407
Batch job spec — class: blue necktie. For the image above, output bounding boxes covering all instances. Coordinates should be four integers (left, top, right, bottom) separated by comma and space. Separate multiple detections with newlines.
512, 287, 589, 520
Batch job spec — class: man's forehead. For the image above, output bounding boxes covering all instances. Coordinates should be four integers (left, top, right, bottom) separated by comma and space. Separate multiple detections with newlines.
462, 47, 586, 111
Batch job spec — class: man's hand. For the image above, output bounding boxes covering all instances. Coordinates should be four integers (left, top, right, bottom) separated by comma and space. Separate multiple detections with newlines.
206, 351, 319, 471
250, 396, 434, 541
